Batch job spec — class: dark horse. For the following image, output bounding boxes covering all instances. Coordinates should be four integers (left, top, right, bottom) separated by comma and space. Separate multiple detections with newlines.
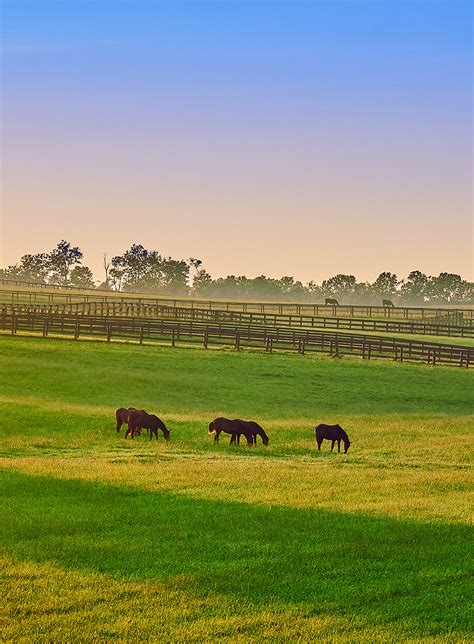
116, 407, 145, 433
315, 424, 351, 453
126, 409, 170, 441
209, 418, 252, 445
383, 299, 394, 307
231, 419, 269, 446
325, 298, 339, 306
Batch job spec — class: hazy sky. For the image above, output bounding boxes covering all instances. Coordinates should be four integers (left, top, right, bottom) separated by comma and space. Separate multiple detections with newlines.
1, 0, 472, 283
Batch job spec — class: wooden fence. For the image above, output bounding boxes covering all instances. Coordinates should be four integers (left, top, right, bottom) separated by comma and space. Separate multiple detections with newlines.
0, 287, 473, 321
3, 302, 473, 338
2, 309, 472, 368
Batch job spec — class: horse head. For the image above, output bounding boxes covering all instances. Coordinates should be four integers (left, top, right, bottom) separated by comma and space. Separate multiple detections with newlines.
208, 420, 217, 435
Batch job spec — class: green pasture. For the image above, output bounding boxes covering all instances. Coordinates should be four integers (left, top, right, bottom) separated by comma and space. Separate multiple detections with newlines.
1, 335, 473, 641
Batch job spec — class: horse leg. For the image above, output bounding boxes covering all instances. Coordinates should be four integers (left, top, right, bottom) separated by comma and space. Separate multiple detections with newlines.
317, 438, 322, 451
330, 440, 335, 452
230, 434, 236, 445
214, 429, 220, 444
337, 439, 341, 453
116, 420, 122, 433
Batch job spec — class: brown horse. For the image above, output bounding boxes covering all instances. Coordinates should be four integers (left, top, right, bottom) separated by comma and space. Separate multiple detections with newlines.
315, 424, 351, 453
325, 298, 339, 306
231, 419, 269, 446
115, 407, 145, 433
126, 409, 170, 441
208, 418, 254, 446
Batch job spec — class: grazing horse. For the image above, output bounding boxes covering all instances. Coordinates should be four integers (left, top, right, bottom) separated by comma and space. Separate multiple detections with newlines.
115, 407, 145, 433
232, 419, 269, 446
208, 418, 254, 446
127, 409, 170, 440
315, 424, 351, 453
383, 299, 394, 307
325, 298, 339, 306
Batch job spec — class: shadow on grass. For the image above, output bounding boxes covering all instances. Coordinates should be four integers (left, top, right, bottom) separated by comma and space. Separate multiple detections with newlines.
1, 469, 471, 637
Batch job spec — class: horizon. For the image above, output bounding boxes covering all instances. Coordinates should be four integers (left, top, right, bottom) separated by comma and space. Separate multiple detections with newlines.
1, 0, 473, 281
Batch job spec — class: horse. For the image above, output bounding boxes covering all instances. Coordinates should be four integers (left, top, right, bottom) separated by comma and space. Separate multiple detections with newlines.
315, 423, 351, 453
208, 418, 253, 446
232, 419, 269, 446
126, 409, 170, 441
115, 407, 145, 433
383, 299, 394, 307
325, 298, 339, 306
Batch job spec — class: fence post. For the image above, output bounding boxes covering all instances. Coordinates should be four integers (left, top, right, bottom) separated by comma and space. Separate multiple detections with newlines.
107, 323, 112, 342
139, 325, 144, 345
75, 321, 80, 340
171, 328, 176, 347
235, 331, 241, 351
11, 311, 16, 335
203, 329, 209, 349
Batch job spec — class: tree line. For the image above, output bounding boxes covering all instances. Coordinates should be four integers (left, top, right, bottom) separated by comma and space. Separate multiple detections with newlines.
1, 240, 472, 305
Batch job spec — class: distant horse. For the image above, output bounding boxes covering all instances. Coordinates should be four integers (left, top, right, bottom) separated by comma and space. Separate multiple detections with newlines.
127, 409, 170, 440
315, 424, 351, 453
325, 298, 339, 306
383, 299, 394, 307
115, 407, 145, 433
208, 418, 254, 446
232, 419, 269, 446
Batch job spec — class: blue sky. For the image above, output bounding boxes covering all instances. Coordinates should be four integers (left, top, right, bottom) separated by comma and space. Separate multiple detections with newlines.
1, 0, 472, 281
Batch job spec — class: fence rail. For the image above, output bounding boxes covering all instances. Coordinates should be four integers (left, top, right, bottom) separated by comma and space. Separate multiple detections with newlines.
2, 309, 472, 367
0, 286, 473, 321
3, 302, 473, 338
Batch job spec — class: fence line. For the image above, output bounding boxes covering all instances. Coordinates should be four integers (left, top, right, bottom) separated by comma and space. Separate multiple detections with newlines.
2, 309, 472, 368
0, 286, 473, 321
3, 302, 473, 338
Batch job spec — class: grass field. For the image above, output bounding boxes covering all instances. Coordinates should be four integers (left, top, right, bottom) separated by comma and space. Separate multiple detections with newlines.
1, 335, 473, 641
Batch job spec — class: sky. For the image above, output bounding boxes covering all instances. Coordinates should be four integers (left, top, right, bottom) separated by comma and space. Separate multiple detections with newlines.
1, 0, 472, 284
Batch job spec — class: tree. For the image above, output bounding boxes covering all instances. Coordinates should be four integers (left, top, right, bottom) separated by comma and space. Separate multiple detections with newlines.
321, 275, 357, 300
160, 258, 190, 294
1, 253, 50, 283
111, 244, 190, 293
192, 268, 213, 296
400, 270, 429, 303
426, 273, 465, 303
69, 265, 96, 289
371, 272, 399, 299
277, 276, 307, 301
48, 240, 83, 286
307, 281, 323, 300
